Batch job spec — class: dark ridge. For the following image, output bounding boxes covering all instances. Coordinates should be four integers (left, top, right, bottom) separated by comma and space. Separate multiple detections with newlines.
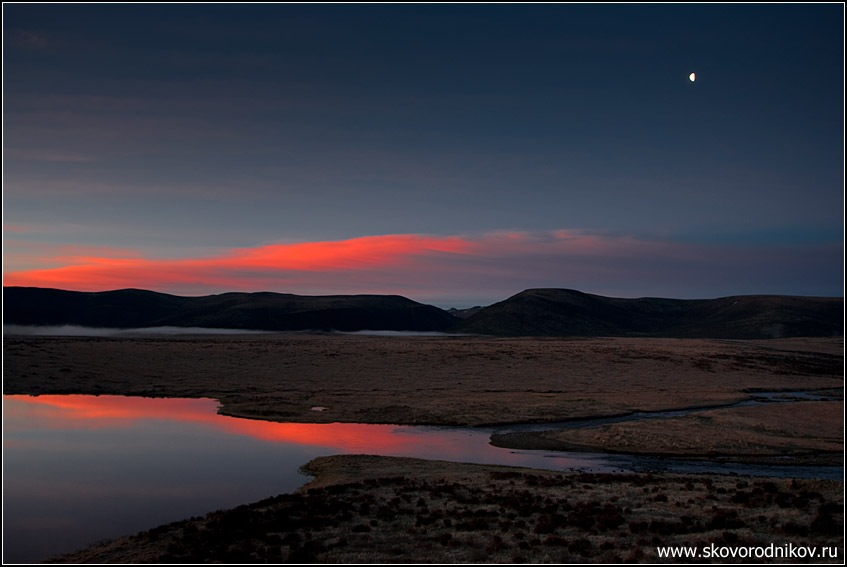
446, 306, 485, 319
5, 287, 842, 338
452, 288, 844, 339
2, 287, 459, 332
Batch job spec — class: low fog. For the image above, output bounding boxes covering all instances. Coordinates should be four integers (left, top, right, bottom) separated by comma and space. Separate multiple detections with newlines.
3, 325, 272, 337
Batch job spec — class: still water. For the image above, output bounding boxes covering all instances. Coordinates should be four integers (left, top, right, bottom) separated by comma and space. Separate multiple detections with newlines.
3, 394, 842, 563
2, 394, 621, 563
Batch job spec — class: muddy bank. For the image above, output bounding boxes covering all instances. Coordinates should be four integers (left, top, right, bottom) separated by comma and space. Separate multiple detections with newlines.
47, 455, 844, 564
491, 401, 844, 467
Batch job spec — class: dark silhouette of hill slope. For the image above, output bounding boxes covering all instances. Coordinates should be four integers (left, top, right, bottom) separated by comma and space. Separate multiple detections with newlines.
5, 287, 842, 338
453, 289, 844, 339
2, 287, 459, 332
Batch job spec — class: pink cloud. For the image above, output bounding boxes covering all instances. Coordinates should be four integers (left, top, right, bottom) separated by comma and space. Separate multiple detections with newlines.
3, 234, 473, 293
2, 231, 839, 303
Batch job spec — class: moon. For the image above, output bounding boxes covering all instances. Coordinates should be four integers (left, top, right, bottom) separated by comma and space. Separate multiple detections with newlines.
689, 72, 696, 82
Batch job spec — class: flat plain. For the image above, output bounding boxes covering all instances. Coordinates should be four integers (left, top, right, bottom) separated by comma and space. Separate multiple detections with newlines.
3, 334, 843, 428
3, 333, 844, 562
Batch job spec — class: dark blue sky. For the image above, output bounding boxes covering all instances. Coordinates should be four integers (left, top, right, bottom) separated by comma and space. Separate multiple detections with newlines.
3, 3, 843, 305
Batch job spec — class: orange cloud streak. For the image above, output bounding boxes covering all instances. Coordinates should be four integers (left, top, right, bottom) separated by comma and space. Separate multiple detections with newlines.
229, 235, 472, 270
3, 234, 475, 292
3, 230, 698, 300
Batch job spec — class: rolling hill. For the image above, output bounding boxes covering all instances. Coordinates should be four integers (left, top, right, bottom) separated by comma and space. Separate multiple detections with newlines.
2, 287, 460, 332
4, 287, 843, 338
452, 288, 844, 339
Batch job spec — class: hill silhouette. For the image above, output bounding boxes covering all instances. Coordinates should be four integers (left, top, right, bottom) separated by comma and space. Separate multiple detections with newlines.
4, 287, 843, 338
2, 287, 459, 332
453, 288, 843, 339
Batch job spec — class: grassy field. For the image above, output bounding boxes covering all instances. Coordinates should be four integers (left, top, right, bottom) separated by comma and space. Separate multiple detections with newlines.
492, 400, 844, 466
3, 334, 842, 427
4, 333, 843, 563
47, 455, 844, 563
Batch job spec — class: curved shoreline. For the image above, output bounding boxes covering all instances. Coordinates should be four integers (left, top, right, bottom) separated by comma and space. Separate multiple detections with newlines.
4, 334, 842, 563
46, 454, 845, 564
490, 432, 843, 467
490, 400, 844, 468
5, 334, 843, 427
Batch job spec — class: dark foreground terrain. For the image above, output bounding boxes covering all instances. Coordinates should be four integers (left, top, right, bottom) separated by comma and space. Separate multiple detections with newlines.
4, 335, 843, 437
48, 455, 843, 563
5, 334, 843, 563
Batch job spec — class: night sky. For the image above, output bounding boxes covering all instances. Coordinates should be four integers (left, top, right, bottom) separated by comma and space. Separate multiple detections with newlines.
3, 4, 843, 307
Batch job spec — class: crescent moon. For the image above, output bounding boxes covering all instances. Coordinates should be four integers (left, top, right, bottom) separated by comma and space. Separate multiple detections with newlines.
689, 72, 696, 82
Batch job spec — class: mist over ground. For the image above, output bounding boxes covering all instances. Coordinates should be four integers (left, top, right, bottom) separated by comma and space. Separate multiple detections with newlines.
3, 325, 273, 337
2, 326, 467, 338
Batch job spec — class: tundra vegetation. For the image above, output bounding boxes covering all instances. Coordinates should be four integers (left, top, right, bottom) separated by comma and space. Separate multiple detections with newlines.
4, 333, 842, 563
49, 456, 843, 563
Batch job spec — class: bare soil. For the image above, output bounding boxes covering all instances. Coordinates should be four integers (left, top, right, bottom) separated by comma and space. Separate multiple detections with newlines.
47, 455, 844, 563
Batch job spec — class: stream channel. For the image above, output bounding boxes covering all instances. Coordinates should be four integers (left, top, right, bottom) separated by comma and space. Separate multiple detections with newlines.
2, 389, 843, 563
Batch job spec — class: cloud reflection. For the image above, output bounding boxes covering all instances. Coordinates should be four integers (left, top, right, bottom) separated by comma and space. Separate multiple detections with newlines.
3, 395, 475, 456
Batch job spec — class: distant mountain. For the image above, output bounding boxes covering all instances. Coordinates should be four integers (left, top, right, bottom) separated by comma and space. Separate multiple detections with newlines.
452, 288, 844, 339
446, 306, 485, 319
2, 287, 460, 332
5, 287, 843, 339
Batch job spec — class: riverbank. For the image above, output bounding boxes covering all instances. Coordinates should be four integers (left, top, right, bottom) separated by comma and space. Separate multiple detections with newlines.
47, 454, 844, 563
492, 400, 844, 467
5, 334, 842, 464
6, 334, 843, 562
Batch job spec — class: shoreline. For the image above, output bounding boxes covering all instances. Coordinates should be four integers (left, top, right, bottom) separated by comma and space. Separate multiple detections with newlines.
489, 400, 844, 468
5, 334, 842, 465
46, 454, 845, 564
5, 334, 844, 562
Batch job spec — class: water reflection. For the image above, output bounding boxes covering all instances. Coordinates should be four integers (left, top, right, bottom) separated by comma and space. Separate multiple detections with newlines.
2, 394, 614, 563
3, 394, 619, 464
3, 394, 840, 563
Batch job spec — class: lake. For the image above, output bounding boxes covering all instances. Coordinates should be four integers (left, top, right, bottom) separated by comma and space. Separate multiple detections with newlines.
4, 393, 841, 563
3, 394, 624, 563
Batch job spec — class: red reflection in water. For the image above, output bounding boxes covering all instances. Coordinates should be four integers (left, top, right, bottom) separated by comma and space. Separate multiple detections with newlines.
3, 395, 220, 431
2, 395, 467, 455
215, 416, 414, 453
4, 394, 217, 420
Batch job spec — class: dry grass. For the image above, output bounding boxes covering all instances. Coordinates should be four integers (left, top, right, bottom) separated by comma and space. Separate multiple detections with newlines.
47, 455, 844, 564
8, 335, 843, 563
3, 334, 842, 427
492, 402, 844, 466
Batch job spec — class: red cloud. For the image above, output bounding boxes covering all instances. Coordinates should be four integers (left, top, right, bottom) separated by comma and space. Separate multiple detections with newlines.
4, 230, 836, 302
2, 234, 476, 293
